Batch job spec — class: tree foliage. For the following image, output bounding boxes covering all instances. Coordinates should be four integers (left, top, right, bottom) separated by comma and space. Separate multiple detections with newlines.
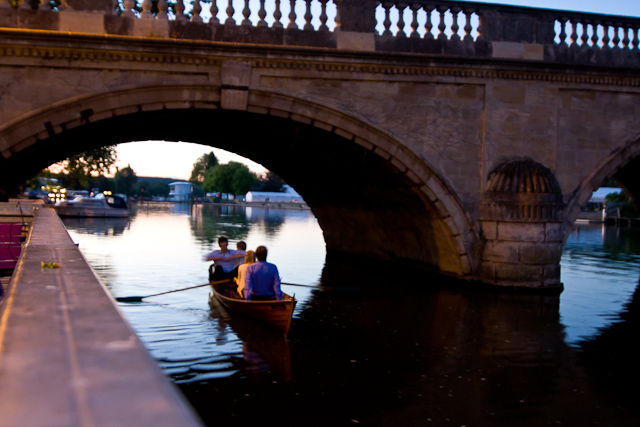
202, 162, 258, 198
255, 171, 287, 192
52, 145, 118, 190
114, 165, 138, 196
189, 152, 219, 184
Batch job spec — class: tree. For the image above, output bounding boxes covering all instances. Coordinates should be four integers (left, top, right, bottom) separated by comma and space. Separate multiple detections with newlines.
605, 191, 638, 218
189, 152, 219, 184
52, 145, 118, 190
202, 162, 257, 198
256, 171, 287, 192
114, 165, 138, 196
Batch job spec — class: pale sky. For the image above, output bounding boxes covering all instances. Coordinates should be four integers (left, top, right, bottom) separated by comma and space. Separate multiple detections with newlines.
113, 0, 640, 180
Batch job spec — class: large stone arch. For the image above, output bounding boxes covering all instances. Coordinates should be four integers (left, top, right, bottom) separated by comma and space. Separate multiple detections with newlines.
563, 132, 640, 242
0, 84, 480, 280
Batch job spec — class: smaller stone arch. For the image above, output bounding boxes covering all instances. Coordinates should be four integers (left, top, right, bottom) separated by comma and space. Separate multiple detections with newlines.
563, 133, 640, 242
479, 158, 564, 291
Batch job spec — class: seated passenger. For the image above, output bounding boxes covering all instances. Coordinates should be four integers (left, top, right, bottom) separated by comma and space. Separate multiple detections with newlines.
235, 250, 255, 299
243, 246, 283, 301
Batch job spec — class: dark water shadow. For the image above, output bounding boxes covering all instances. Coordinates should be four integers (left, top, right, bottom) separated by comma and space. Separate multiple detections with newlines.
578, 281, 640, 409
175, 254, 640, 426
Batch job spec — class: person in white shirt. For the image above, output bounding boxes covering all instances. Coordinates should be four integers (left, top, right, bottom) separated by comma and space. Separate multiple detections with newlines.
204, 236, 244, 281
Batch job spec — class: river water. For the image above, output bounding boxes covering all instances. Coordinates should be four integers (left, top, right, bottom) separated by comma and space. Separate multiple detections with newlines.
62, 204, 640, 426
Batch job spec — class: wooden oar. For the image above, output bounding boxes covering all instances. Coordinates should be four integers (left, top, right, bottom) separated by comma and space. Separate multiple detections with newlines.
116, 279, 228, 303
281, 282, 332, 290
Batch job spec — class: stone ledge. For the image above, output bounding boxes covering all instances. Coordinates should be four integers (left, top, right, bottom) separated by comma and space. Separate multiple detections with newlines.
0, 207, 202, 427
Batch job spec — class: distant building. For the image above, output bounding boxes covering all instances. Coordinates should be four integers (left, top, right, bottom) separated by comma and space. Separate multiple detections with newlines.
245, 185, 304, 203
586, 187, 622, 211
168, 182, 193, 203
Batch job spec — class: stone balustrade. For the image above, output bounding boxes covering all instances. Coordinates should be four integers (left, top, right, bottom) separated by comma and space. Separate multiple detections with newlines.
1, 0, 639, 65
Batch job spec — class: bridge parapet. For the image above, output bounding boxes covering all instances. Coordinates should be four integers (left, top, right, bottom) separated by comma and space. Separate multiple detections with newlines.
1, 0, 639, 67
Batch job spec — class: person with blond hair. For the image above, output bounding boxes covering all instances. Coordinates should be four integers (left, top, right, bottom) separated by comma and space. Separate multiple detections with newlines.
235, 250, 255, 298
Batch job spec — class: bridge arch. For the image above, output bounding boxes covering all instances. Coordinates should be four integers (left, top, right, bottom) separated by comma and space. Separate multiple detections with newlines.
0, 84, 480, 280
564, 132, 640, 242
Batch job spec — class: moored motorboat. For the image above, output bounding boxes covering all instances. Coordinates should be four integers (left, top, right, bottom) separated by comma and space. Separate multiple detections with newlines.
53, 193, 129, 218
209, 280, 296, 335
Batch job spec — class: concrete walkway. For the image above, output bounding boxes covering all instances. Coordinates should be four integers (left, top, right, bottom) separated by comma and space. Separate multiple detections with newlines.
0, 206, 203, 427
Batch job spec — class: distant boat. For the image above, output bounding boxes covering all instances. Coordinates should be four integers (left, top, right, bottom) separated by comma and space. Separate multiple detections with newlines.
53, 193, 129, 218
209, 280, 296, 335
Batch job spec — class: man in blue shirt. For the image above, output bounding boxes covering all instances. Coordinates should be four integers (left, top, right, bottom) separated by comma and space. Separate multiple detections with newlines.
243, 246, 282, 301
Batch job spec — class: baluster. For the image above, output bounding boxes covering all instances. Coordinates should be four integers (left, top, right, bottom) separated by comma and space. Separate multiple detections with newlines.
334, 0, 341, 31
476, 10, 485, 41
602, 22, 611, 48
396, 3, 407, 38
157, 0, 168, 19
569, 20, 578, 46
304, 0, 313, 31
175, 0, 187, 21
18, 0, 31, 10
463, 8, 475, 42
0, 0, 12, 9
622, 25, 631, 49
242, 0, 251, 26
123, 0, 135, 17
141, 0, 152, 19
318, 0, 329, 32
437, 6, 447, 40
632, 26, 640, 50
409, 4, 420, 39
225, 0, 235, 26
257, 0, 267, 27
450, 7, 461, 41
287, 0, 297, 30
558, 17, 568, 45
580, 20, 590, 47
612, 23, 621, 48
191, 0, 203, 22
273, 0, 283, 29
111, 0, 118, 15
382, 2, 393, 36
56, 0, 71, 11
591, 20, 600, 47
423, 5, 435, 40
210, 1, 220, 25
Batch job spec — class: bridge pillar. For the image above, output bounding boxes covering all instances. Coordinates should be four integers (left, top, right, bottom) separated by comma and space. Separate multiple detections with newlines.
478, 159, 564, 291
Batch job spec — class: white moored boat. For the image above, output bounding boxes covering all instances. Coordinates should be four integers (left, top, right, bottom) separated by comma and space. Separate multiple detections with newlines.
53, 193, 129, 218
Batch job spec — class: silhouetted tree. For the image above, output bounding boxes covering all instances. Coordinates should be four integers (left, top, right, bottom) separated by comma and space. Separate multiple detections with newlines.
189, 152, 219, 184
114, 165, 138, 196
255, 171, 286, 192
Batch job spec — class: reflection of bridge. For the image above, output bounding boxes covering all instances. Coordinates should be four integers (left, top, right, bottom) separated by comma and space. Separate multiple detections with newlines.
2, 0, 640, 289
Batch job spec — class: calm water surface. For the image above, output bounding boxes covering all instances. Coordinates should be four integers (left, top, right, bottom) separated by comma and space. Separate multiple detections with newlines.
63, 204, 640, 426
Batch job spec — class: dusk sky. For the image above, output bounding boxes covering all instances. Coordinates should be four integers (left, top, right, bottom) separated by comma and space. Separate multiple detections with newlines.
113, 0, 640, 180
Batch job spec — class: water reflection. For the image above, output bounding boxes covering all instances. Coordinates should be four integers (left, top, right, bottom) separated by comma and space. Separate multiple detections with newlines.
62, 216, 131, 236
62, 209, 640, 426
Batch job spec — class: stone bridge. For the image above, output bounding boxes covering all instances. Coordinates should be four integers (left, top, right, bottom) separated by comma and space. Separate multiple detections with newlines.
2, 0, 640, 291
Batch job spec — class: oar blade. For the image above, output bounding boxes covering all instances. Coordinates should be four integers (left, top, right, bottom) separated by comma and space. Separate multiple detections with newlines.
115, 296, 145, 303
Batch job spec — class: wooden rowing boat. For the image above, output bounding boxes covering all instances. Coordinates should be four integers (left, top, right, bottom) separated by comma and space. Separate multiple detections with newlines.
208, 280, 296, 335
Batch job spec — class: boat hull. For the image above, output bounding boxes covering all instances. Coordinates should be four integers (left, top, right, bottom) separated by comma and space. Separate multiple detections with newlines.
209, 283, 296, 335
53, 206, 129, 218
